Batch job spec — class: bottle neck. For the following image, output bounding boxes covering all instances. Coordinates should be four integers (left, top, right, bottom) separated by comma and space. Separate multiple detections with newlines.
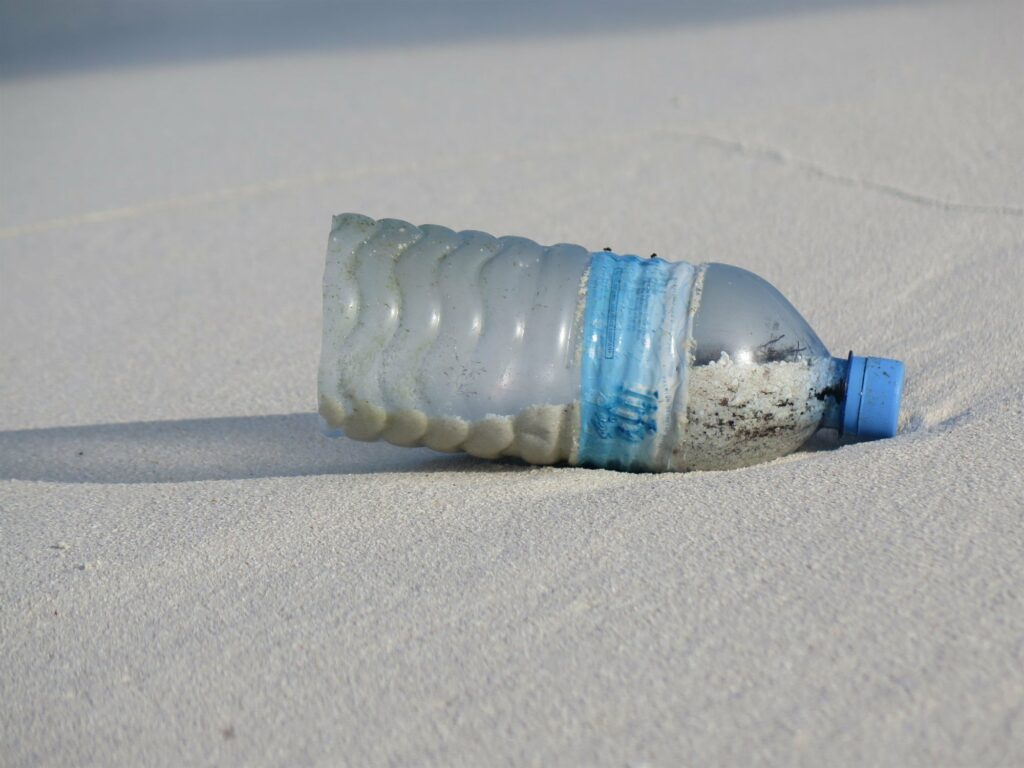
819, 356, 851, 432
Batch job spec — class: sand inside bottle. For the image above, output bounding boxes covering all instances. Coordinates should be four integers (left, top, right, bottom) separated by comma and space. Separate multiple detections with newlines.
319, 354, 839, 470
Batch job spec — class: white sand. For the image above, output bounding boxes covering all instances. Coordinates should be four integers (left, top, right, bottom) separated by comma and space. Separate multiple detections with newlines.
676, 354, 841, 472
2, 1, 1023, 765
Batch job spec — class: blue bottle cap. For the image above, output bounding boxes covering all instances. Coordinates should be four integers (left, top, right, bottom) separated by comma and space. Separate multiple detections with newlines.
841, 354, 905, 440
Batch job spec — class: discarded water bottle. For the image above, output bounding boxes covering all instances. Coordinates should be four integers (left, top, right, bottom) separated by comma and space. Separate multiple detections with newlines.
318, 214, 905, 472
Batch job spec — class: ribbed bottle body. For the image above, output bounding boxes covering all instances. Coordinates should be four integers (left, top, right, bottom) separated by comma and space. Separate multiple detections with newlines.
318, 214, 589, 463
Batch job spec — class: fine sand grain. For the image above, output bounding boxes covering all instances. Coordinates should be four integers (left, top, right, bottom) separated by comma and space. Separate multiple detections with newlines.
2, 1, 1023, 766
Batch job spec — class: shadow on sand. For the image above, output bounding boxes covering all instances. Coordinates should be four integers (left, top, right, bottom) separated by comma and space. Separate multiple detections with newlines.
0, 413, 511, 484
1, 412, 842, 484
1, 0, 905, 78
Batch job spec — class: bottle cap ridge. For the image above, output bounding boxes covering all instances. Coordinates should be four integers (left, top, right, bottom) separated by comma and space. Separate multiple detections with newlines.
841, 355, 905, 439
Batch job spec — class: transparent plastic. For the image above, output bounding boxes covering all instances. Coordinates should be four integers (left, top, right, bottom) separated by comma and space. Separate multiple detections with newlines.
692, 264, 829, 366
318, 215, 862, 471
318, 214, 588, 463
679, 264, 843, 471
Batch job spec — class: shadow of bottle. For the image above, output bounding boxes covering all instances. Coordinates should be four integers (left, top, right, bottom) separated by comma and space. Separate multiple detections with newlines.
0, 413, 501, 484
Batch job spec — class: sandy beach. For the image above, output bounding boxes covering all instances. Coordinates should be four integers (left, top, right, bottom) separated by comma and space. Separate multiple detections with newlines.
2, 1, 1023, 764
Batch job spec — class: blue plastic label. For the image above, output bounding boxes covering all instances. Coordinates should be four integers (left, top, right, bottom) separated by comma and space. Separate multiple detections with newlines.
577, 252, 692, 470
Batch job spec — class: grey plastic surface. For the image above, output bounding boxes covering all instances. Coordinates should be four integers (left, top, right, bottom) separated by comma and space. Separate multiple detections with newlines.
691, 263, 830, 365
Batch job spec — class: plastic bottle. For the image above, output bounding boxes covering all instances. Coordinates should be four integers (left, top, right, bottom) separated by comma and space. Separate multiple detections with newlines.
318, 214, 905, 472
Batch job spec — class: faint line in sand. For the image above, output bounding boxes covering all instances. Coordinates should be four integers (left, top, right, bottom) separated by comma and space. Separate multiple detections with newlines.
662, 128, 1024, 218
0, 163, 407, 239
4, 127, 1022, 239
0, 134, 628, 240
